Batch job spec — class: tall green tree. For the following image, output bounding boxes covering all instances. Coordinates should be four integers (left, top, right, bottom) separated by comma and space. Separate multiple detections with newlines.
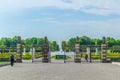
80, 36, 91, 45
62, 41, 67, 51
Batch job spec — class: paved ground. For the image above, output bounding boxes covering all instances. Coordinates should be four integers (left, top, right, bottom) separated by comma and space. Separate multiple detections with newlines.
0, 60, 120, 80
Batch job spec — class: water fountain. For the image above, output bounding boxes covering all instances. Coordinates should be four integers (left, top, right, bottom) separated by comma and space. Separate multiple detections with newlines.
51, 43, 64, 57
51, 42, 74, 60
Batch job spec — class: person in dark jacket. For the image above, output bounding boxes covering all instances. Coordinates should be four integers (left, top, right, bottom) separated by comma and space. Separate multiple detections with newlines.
10, 54, 14, 66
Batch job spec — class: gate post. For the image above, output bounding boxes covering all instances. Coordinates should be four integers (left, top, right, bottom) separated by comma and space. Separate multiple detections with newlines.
87, 47, 91, 63
42, 36, 49, 63
74, 36, 81, 63
32, 46, 35, 63
101, 37, 107, 63
16, 36, 22, 63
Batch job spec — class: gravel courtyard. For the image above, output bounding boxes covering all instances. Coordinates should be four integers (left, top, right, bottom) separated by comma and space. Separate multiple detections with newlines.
0, 61, 120, 80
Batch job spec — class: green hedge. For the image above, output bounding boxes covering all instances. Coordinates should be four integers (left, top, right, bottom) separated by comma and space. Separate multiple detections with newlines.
92, 56, 100, 60
35, 53, 42, 58
0, 53, 16, 58
0, 52, 120, 61
22, 53, 31, 60
22, 53, 42, 60
0, 58, 9, 61
51, 55, 71, 59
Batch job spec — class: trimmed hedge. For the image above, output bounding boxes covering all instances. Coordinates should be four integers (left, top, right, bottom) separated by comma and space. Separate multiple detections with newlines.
35, 53, 42, 58
0, 58, 9, 61
22, 53, 31, 60
51, 55, 71, 59
0, 52, 120, 61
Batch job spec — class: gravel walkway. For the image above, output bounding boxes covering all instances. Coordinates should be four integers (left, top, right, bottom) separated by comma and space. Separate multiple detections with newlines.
0, 61, 120, 80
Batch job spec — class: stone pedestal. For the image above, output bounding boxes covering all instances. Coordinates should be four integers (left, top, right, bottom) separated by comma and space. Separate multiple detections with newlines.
42, 53, 49, 63
16, 44, 22, 62
42, 51, 49, 63
74, 37, 81, 63
16, 36, 22, 63
101, 44, 107, 63
42, 58, 49, 63
42, 37, 49, 63
101, 37, 107, 63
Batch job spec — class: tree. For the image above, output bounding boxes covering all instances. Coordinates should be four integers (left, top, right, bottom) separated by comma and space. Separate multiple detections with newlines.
31, 37, 37, 45
68, 38, 76, 46
62, 41, 67, 51
50, 41, 58, 51
37, 38, 44, 45
80, 36, 91, 45
106, 37, 116, 48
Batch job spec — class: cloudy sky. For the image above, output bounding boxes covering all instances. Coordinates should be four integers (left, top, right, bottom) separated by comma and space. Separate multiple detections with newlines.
0, 0, 120, 41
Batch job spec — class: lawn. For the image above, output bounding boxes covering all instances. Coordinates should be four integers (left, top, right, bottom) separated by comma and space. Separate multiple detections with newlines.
0, 62, 9, 65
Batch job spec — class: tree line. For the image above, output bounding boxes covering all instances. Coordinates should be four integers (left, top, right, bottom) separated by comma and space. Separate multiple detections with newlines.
0, 36, 120, 52
0, 36, 58, 52
62, 36, 120, 52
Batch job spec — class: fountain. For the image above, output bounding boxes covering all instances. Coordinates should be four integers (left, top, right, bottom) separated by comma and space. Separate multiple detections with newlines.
51, 42, 74, 59
51, 42, 64, 59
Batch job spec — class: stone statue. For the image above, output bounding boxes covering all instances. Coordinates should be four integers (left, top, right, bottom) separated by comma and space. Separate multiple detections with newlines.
44, 36, 48, 44
17, 36, 21, 44
102, 37, 106, 44
76, 36, 79, 44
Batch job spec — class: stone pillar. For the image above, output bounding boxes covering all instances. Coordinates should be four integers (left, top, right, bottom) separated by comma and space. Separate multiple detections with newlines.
95, 48, 98, 55
42, 36, 49, 63
32, 47, 35, 63
16, 36, 22, 63
48, 46, 51, 63
74, 36, 81, 63
101, 37, 107, 63
87, 47, 90, 62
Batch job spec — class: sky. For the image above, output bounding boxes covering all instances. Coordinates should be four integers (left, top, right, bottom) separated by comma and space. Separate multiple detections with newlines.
0, 0, 120, 41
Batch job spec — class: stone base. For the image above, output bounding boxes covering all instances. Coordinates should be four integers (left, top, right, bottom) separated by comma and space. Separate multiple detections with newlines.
74, 59, 81, 63
101, 59, 106, 63
16, 59, 22, 63
42, 58, 49, 63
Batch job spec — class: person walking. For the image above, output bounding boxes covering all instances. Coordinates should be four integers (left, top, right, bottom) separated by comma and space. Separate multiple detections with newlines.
10, 54, 14, 66
85, 53, 88, 62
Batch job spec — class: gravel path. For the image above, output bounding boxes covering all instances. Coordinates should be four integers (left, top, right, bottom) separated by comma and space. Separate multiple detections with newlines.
0, 61, 120, 80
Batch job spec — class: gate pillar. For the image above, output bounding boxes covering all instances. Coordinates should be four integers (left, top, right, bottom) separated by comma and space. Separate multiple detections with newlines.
16, 36, 22, 63
42, 36, 49, 63
101, 37, 107, 63
74, 36, 81, 63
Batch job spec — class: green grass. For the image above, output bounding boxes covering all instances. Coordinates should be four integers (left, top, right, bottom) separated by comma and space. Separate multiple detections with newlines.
0, 62, 8, 65
51, 55, 71, 59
